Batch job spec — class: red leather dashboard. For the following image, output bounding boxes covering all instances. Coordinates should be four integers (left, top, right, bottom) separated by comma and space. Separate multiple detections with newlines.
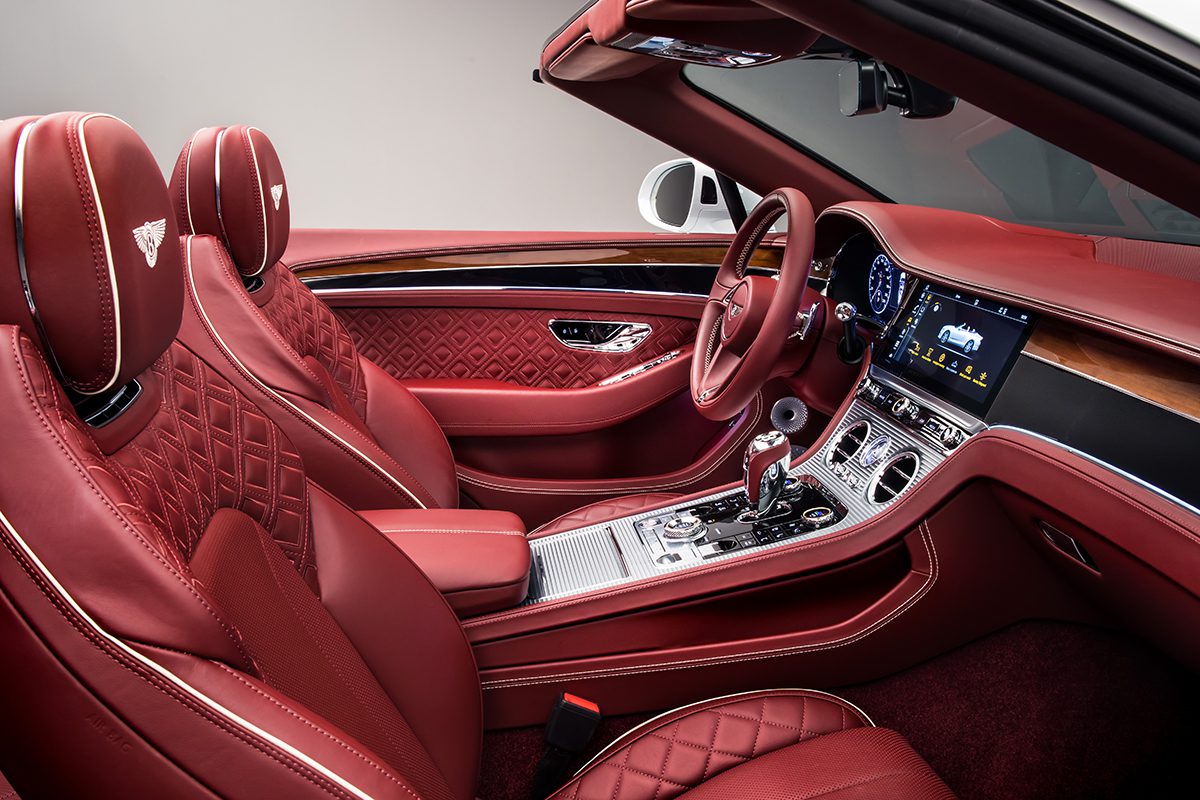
819, 202, 1200, 363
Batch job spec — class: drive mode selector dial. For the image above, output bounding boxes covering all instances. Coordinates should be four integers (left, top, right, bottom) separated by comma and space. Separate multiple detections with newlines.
891, 396, 920, 423
662, 514, 707, 541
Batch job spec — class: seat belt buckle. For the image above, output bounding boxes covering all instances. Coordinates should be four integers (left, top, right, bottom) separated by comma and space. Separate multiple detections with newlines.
545, 692, 602, 753
530, 692, 603, 799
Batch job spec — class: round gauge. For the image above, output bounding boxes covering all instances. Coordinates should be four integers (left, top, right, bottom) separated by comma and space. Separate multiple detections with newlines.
868, 253, 896, 316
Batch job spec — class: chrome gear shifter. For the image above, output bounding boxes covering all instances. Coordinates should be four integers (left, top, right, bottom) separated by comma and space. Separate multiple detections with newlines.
743, 430, 791, 518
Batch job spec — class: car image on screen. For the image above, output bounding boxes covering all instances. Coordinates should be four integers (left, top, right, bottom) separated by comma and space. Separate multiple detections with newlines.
938, 323, 983, 354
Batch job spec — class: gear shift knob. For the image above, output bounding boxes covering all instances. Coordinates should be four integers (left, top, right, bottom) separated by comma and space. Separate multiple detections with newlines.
744, 430, 791, 517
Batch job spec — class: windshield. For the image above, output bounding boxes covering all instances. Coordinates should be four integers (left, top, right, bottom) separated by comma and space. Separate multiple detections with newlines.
685, 58, 1200, 246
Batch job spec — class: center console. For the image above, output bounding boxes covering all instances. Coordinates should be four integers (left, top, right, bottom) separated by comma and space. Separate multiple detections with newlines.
522, 280, 1036, 605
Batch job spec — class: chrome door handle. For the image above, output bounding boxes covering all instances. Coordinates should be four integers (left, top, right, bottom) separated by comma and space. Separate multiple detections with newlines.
548, 319, 652, 353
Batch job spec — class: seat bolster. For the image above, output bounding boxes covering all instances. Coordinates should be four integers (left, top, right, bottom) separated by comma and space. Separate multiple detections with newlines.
129, 646, 427, 800
550, 689, 873, 800
360, 356, 460, 509
309, 484, 482, 800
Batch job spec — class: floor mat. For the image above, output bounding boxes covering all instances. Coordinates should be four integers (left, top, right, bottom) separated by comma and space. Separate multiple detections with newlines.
838, 621, 1199, 800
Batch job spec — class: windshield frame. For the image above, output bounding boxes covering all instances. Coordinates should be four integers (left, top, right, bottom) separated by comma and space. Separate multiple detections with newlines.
682, 55, 1200, 246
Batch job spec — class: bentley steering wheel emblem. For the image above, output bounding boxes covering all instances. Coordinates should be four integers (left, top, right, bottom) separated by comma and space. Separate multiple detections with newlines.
728, 303, 743, 318
132, 218, 167, 268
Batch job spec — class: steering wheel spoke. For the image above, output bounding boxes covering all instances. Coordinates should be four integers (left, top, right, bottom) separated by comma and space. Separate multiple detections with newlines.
689, 188, 816, 420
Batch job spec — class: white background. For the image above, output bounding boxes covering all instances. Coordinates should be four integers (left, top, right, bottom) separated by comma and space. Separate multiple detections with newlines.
0, 0, 681, 230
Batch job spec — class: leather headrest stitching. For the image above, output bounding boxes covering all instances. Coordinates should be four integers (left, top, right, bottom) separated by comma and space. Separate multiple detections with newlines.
0, 112, 183, 394
171, 125, 290, 277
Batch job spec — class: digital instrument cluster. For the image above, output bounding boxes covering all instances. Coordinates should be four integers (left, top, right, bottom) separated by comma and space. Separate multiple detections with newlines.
828, 233, 909, 328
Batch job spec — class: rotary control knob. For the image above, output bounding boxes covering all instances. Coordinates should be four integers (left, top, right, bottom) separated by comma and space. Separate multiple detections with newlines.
662, 514, 707, 541
891, 396, 921, 423
856, 380, 881, 403
939, 425, 965, 449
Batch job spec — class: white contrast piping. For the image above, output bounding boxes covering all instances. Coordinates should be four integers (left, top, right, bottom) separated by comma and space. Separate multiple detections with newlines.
76, 114, 124, 394
572, 688, 875, 777
245, 127, 271, 277
0, 507, 376, 800
184, 237, 428, 509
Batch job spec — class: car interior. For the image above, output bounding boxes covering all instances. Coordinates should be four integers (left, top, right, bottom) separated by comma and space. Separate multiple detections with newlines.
2, 1, 1200, 799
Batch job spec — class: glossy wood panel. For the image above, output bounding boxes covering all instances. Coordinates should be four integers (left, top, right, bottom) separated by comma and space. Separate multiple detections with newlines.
293, 243, 784, 279
1024, 318, 1200, 422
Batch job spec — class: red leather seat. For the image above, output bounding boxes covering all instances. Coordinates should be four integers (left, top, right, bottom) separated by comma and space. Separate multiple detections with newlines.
167, 125, 680, 530
552, 690, 954, 800
0, 113, 954, 799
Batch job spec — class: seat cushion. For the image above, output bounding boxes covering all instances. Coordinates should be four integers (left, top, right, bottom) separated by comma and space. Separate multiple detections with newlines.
531, 492, 683, 538
675, 727, 957, 800
548, 689, 955, 800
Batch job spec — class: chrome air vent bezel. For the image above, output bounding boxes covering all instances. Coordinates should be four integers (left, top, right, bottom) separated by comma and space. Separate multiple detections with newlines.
826, 420, 871, 467
868, 451, 921, 504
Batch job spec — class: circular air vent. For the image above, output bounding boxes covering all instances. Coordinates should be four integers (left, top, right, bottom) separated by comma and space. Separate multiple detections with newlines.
826, 421, 871, 467
868, 451, 921, 504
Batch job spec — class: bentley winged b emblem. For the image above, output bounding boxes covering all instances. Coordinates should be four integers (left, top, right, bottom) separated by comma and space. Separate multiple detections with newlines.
132, 218, 167, 268
270, 183, 284, 211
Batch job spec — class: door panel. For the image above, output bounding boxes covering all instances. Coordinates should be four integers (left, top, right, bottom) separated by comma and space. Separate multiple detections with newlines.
335, 305, 697, 388
287, 230, 787, 524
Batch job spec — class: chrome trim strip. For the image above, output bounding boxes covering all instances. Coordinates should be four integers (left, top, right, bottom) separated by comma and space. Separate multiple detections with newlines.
1021, 350, 1200, 425
990, 425, 1200, 519
12, 119, 59, 373
0, 507, 377, 800
309, 285, 706, 299
304, 261, 727, 277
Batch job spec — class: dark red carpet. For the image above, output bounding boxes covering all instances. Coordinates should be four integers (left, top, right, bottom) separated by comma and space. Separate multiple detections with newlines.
479, 621, 1199, 800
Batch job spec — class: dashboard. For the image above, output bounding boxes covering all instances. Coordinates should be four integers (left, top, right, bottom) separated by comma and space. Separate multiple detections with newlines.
824, 231, 1035, 419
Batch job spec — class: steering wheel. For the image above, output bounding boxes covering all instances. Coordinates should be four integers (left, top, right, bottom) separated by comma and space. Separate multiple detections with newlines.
690, 187, 815, 420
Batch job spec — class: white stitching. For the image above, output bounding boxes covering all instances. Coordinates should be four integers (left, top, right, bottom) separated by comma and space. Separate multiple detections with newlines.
480, 526, 936, 688
374, 528, 527, 538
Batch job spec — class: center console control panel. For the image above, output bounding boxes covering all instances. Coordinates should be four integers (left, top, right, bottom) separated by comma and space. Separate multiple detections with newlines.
856, 376, 968, 452
636, 475, 847, 569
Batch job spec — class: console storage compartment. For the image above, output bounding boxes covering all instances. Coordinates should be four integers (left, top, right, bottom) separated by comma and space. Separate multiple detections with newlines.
360, 509, 531, 617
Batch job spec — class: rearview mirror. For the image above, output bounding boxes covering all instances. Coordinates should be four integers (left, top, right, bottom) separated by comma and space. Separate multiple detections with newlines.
637, 158, 766, 233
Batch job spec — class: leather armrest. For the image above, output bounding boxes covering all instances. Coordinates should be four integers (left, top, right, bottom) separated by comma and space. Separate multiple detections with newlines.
401, 345, 693, 436
359, 509, 531, 617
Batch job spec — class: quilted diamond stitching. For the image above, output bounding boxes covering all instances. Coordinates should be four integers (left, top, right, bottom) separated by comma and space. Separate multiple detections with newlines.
259, 266, 368, 417
552, 694, 865, 800
336, 307, 697, 389
31, 339, 313, 579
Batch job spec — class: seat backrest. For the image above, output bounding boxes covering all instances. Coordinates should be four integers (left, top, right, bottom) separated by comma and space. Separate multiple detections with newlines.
169, 126, 459, 511
0, 113, 480, 800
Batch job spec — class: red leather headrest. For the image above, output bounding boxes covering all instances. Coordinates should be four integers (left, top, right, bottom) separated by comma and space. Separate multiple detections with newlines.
171, 125, 289, 276
0, 113, 182, 395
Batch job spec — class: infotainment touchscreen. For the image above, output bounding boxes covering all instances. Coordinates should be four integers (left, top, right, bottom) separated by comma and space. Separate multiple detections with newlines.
878, 283, 1034, 416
